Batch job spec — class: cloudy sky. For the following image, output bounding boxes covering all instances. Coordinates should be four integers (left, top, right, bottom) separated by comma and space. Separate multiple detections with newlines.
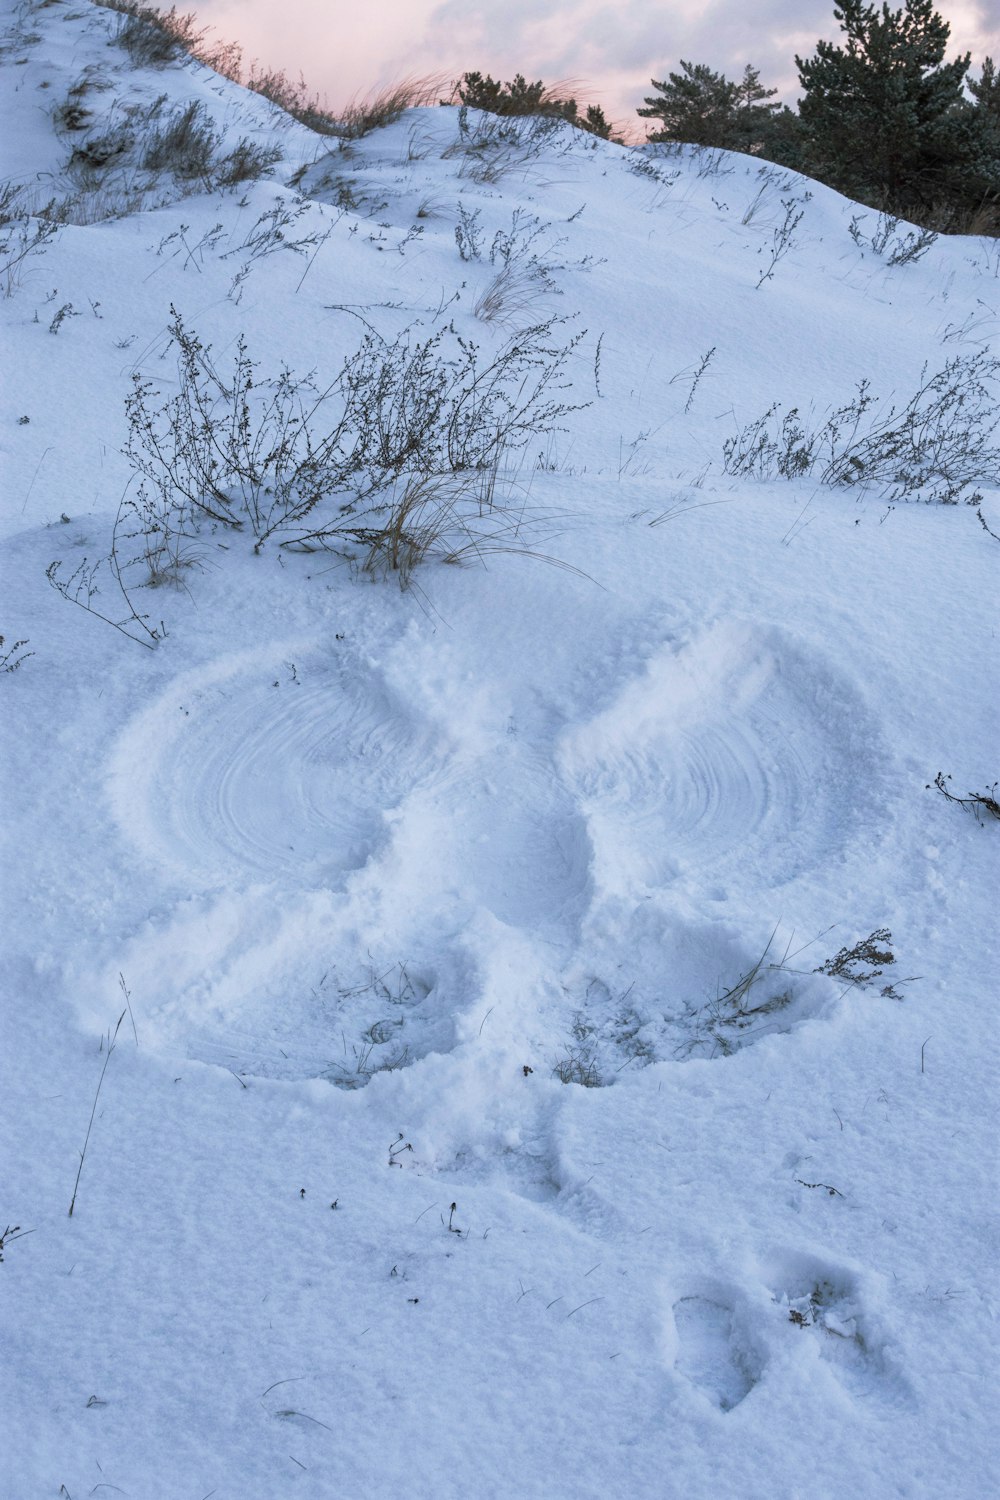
192, 0, 998, 131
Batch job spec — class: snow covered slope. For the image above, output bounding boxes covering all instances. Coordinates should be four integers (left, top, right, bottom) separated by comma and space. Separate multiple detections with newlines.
2, 4, 998, 1497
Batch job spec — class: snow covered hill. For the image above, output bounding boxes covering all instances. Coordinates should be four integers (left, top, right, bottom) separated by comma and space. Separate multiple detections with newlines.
2, 4, 998, 1497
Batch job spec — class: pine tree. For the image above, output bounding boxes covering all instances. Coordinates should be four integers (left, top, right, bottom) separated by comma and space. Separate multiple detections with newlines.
968, 58, 1000, 136
759, 105, 809, 173
971, 58, 999, 105
962, 57, 1000, 229
454, 72, 613, 139
638, 61, 782, 153
795, 1, 982, 212
733, 65, 778, 126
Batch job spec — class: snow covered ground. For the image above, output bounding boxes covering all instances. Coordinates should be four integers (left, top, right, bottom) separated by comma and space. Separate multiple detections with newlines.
2, 3, 998, 1496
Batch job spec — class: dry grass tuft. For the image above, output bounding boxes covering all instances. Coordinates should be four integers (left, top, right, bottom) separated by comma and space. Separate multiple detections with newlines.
473, 262, 553, 328
332, 75, 448, 140
93, 4, 445, 142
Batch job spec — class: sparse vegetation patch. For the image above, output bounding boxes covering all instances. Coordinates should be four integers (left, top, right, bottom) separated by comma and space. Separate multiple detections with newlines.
723, 351, 1000, 504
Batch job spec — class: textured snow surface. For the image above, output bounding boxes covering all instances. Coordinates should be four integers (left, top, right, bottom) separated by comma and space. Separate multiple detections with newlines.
2, 4, 998, 1497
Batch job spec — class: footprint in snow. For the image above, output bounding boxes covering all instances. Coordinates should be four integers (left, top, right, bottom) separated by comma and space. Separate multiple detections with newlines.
671, 1290, 763, 1412
765, 1249, 908, 1408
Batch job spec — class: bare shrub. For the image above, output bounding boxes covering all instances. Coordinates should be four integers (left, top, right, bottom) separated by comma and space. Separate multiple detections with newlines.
49, 290, 589, 639
723, 351, 1000, 504
445, 107, 568, 184
454, 204, 483, 261
220, 198, 328, 263
755, 196, 805, 288
0, 184, 60, 295
848, 211, 938, 265
46, 548, 161, 650
0, 635, 34, 673
815, 929, 895, 985
116, 483, 204, 590
456, 205, 579, 304
813, 928, 915, 1001
121, 308, 587, 553
927, 772, 1000, 826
